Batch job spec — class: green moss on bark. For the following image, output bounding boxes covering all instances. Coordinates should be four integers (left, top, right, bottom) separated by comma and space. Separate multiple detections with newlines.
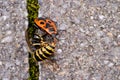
26, 0, 40, 80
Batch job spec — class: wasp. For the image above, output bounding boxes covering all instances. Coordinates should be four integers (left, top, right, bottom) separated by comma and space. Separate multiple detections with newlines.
30, 33, 57, 61
31, 34, 59, 70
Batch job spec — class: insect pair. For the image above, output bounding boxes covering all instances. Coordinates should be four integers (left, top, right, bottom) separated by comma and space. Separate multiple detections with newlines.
31, 17, 58, 62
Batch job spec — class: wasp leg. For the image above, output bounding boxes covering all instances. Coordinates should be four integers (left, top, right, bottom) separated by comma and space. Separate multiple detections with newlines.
34, 33, 45, 41
53, 37, 58, 44
32, 38, 41, 43
32, 43, 41, 46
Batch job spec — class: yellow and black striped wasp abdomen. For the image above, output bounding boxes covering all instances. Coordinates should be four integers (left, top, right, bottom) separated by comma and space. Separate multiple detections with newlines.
30, 33, 56, 61
33, 45, 55, 61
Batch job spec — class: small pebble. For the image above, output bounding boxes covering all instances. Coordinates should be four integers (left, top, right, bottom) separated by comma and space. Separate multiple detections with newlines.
99, 15, 104, 20
57, 49, 62, 53
60, 39, 65, 44
1, 36, 13, 43
24, 58, 28, 64
58, 71, 67, 76
107, 32, 113, 38
0, 61, 2, 65
25, 21, 28, 26
90, 16, 94, 19
96, 31, 104, 37
23, 46, 28, 53
104, 60, 109, 64
80, 42, 88, 47
117, 34, 120, 39
6, 30, 12, 35
2, 16, 8, 21
108, 63, 114, 67
24, 11, 28, 17
2, 78, 9, 80
16, 59, 21, 65
119, 76, 120, 80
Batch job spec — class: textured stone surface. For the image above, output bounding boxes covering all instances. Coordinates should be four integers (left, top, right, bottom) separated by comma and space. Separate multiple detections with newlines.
0, 0, 120, 80
0, 0, 28, 79
38, 0, 120, 80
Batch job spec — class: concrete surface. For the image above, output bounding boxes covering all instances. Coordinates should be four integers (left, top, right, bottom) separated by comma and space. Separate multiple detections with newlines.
0, 0, 120, 80
0, 0, 28, 80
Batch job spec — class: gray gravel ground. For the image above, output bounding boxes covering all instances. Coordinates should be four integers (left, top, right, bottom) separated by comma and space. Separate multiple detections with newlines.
0, 0, 28, 80
0, 0, 120, 80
